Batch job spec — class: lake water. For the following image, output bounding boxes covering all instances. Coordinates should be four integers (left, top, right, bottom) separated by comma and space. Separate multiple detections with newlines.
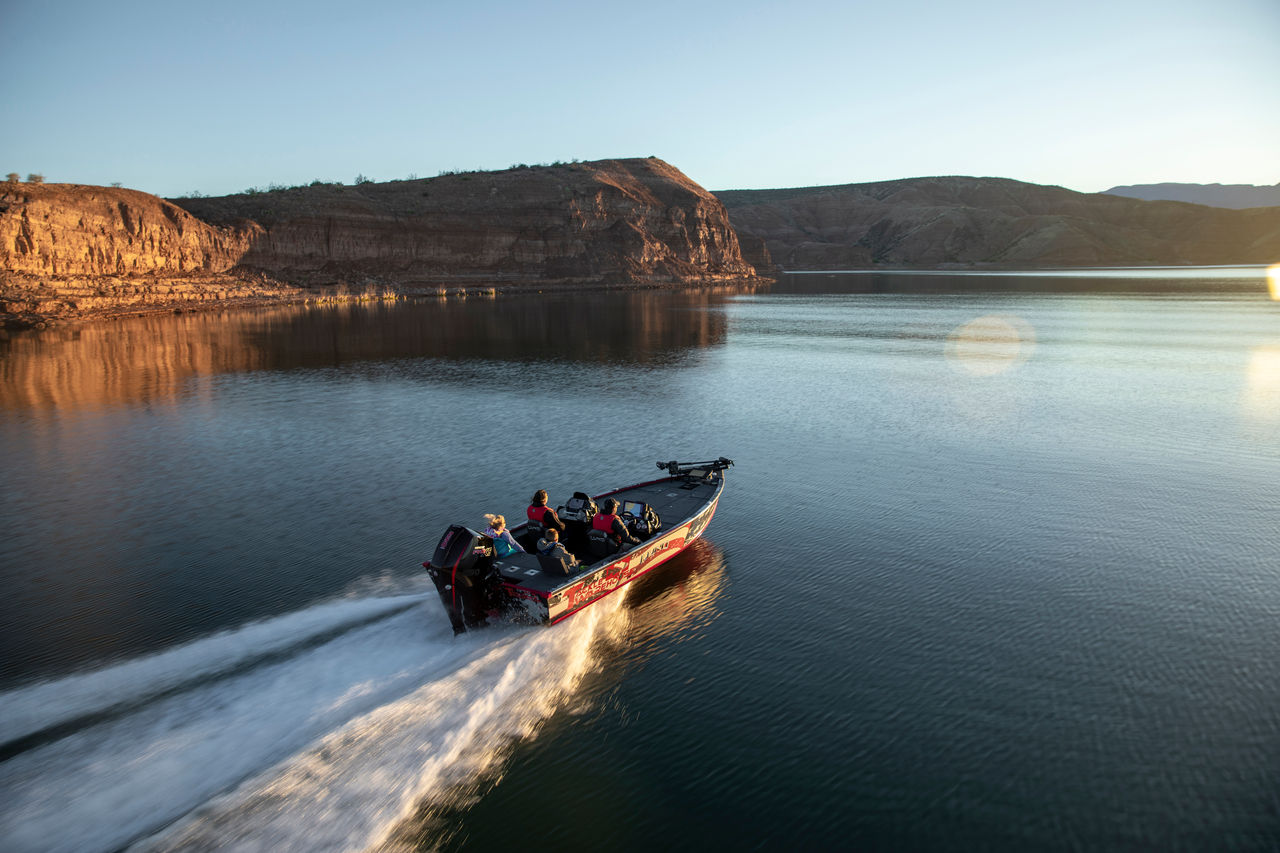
2, 269, 1278, 851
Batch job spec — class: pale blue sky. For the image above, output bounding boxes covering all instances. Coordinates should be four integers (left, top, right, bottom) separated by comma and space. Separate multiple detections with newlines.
2, 0, 1276, 197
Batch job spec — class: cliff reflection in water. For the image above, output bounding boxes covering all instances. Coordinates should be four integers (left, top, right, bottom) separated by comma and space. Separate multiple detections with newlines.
0, 287, 755, 411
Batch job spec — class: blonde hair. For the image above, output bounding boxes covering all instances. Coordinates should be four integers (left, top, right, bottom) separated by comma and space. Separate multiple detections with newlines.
483, 513, 505, 531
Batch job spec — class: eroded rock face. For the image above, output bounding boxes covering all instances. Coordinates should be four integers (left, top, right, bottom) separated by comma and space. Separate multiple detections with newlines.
1, 159, 760, 325
174, 158, 757, 283
0, 184, 259, 277
717, 177, 1280, 269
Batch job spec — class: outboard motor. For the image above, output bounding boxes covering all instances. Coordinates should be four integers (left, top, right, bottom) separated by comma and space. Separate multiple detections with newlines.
424, 525, 498, 634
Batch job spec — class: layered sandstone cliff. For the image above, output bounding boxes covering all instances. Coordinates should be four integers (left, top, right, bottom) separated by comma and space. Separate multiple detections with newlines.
1, 159, 760, 327
174, 158, 755, 284
717, 177, 1280, 269
0, 184, 258, 277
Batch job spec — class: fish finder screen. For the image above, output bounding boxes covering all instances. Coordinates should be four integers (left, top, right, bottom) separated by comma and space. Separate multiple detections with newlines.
623, 501, 645, 516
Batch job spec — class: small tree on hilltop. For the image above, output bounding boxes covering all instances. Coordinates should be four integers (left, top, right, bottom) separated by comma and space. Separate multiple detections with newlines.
27, 173, 45, 183
4, 172, 18, 183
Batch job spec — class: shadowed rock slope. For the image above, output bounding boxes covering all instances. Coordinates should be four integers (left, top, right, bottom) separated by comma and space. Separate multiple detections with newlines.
1, 159, 759, 327
716, 177, 1280, 269
173, 158, 755, 284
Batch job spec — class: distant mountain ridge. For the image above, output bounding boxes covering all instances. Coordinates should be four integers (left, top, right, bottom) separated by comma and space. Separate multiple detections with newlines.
715, 176, 1280, 270
1104, 182, 1280, 209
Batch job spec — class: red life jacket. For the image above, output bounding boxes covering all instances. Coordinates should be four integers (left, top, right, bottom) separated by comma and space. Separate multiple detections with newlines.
528, 505, 549, 523
592, 512, 618, 534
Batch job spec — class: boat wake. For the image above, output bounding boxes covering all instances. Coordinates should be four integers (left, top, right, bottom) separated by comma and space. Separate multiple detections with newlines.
0, 586, 625, 853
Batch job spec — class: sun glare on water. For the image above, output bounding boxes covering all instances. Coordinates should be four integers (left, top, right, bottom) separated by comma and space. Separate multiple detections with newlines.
946, 314, 1037, 376
1268, 263, 1280, 300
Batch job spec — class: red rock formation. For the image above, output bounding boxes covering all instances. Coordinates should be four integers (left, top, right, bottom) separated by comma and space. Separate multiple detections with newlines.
0, 184, 257, 277
176, 158, 757, 284
1, 159, 761, 327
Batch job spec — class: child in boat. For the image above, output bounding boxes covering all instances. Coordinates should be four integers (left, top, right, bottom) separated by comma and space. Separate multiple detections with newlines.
536, 528, 580, 571
483, 514, 525, 557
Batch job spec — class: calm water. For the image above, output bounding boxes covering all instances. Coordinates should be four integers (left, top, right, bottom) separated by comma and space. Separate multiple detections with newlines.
2, 270, 1278, 851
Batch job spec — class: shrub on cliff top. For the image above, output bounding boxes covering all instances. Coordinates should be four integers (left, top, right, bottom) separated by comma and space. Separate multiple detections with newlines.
4, 172, 18, 183
27, 173, 45, 183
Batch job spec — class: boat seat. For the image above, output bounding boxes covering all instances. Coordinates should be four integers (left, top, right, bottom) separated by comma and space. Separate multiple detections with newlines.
519, 519, 547, 551
536, 552, 577, 576
586, 529, 617, 560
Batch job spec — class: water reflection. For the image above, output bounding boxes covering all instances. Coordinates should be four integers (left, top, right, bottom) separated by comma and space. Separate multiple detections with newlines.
1268, 263, 1280, 301
0, 288, 758, 411
621, 538, 727, 644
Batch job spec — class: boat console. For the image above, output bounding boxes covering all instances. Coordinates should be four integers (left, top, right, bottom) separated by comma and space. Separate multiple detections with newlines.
621, 500, 661, 538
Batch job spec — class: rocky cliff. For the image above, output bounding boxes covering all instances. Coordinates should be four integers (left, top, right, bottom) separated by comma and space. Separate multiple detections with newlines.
0, 184, 258, 277
174, 158, 756, 284
717, 177, 1280, 269
1, 159, 760, 327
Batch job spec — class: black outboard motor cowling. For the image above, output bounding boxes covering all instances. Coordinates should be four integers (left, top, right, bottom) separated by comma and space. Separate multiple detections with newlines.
424, 525, 498, 634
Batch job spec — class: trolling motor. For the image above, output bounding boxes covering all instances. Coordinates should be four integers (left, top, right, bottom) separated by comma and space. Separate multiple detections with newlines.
657, 457, 734, 482
423, 526, 501, 634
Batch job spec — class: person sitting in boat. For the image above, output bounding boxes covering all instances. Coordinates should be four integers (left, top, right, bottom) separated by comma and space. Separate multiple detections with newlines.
592, 499, 640, 550
536, 528, 580, 572
526, 489, 566, 535
482, 514, 525, 558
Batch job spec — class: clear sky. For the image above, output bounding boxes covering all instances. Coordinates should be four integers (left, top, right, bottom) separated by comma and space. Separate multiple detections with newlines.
2, 0, 1276, 197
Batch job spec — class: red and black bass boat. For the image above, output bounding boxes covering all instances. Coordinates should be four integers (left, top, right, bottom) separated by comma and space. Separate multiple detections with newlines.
424, 458, 732, 633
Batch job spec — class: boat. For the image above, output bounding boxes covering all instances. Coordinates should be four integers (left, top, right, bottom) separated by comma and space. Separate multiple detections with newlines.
423, 457, 733, 633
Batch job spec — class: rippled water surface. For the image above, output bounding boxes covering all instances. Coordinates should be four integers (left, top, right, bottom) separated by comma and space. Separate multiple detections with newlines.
2, 270, 1278, 851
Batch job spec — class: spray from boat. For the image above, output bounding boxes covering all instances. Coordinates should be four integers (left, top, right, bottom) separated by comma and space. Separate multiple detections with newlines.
0, 586, 624, 853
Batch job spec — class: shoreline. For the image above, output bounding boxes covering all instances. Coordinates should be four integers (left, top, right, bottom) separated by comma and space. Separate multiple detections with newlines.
0, 273, 773, 333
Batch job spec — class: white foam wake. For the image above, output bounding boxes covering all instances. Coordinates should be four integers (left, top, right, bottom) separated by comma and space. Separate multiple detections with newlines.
0, 592, 429, 747
0, 592, 622, 853
137, 594, 619, 852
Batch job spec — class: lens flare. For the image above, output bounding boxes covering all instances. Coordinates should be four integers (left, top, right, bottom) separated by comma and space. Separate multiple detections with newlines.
1244, 345, 1280, 426
1267, 263, 1280, 301
945, 314, 1036, 376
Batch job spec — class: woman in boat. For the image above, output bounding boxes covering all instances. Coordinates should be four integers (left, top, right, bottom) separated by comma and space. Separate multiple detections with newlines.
483, 514, 525, 557
527, 489, 566, 535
